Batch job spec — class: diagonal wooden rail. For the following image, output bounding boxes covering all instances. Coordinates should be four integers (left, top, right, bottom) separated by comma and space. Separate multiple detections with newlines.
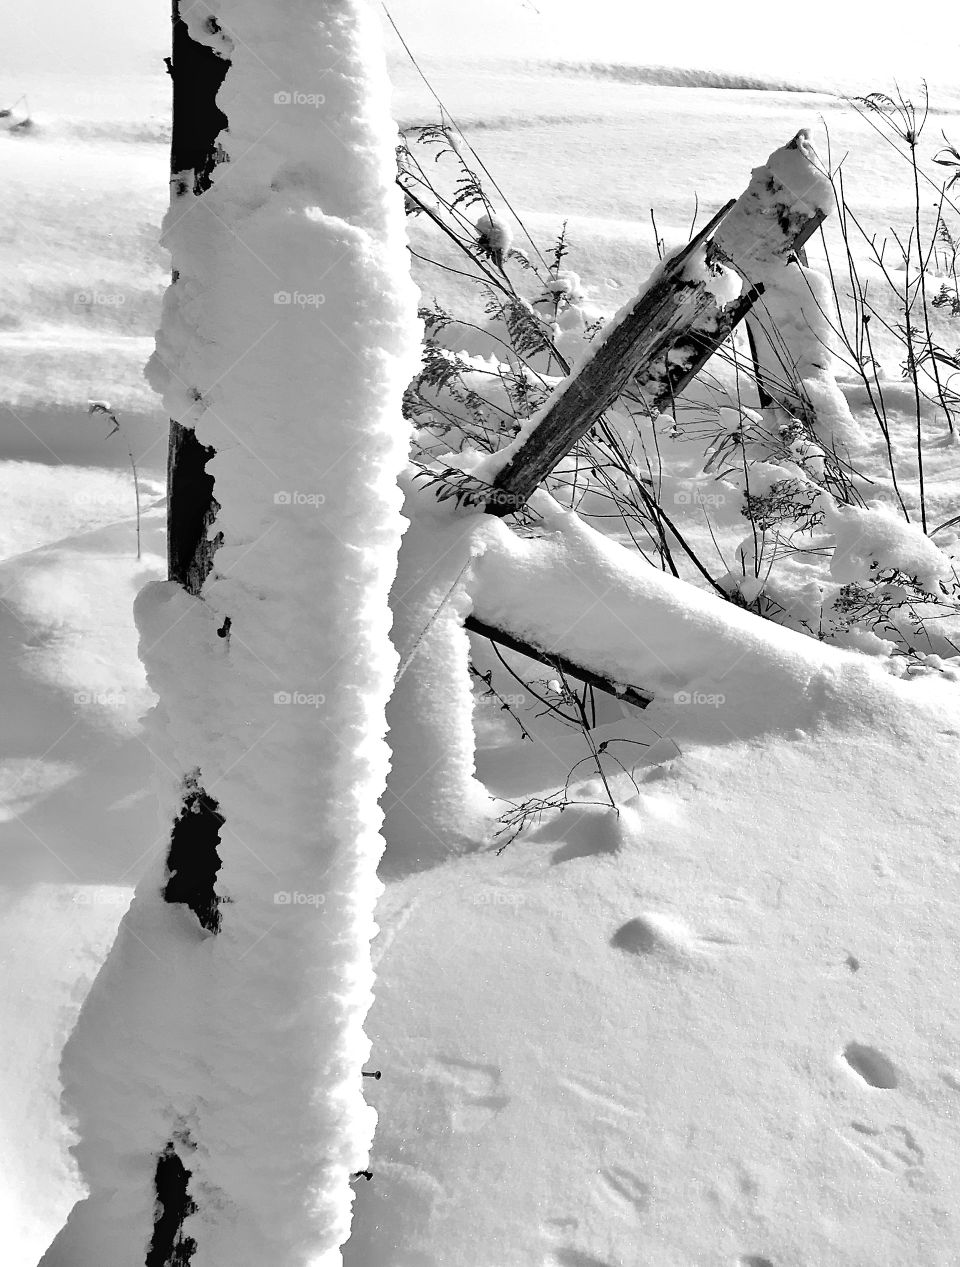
464, 614, 653, 710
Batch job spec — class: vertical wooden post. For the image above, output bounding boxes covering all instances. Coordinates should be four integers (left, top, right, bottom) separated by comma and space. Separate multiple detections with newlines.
741, 220, 821, 412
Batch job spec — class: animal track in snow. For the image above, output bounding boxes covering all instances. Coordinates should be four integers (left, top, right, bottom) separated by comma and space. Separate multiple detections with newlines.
541, 1216, 579, 1238
556, 1074, 631, 1118
839, 1121, 925, 1185
370, 893, 421, 967
546, 802, 629, 863
596, 1164, 652, 1215
737, 1257, 775, 1267
841, 1042, 899, 1089
422, 1055, 509, 1133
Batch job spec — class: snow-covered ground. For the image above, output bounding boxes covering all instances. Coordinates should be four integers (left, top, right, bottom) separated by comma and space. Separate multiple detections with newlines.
3, 14, 960, 1266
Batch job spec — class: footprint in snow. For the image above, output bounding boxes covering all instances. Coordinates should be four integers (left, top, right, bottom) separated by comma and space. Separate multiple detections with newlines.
841, 1042, 899, 1089
542, 802, 632, 864
544, 1251, 617, 1267
541, 1216, 579, 1238
556, 1073, 631, 1118
595, 1164, 652, 1216
611, 912, 737, 964
422, 1055, 509, 1133
838, 1121, 927, 1188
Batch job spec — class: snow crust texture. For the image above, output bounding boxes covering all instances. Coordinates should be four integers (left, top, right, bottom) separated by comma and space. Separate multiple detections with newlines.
41, 2, 420, 1265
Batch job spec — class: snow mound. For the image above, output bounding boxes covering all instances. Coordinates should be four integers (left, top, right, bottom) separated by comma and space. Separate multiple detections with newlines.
825, 502, 955, 592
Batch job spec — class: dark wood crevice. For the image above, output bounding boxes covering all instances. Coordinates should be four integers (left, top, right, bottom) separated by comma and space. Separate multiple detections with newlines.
167, 422, 222, 596
164, 771, 225, 934
170, 2, 230, 195
145, 1139, 198, 1267
167, 1, 231, 595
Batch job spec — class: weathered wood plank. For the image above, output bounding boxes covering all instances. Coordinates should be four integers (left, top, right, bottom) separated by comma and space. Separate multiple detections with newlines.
645, 284, 763, 413
641, 209, 823, 414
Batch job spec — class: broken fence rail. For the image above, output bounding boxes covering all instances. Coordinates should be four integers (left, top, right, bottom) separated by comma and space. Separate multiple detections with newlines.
464, 614, 653, 712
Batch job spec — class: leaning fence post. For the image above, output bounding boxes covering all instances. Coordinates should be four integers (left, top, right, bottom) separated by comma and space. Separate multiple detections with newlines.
477, 131, 832, 519
481, 200, 736, 517
710, 129, 831, 421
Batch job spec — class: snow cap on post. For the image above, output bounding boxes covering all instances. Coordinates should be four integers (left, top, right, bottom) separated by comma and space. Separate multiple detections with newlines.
713, 128, 832, 275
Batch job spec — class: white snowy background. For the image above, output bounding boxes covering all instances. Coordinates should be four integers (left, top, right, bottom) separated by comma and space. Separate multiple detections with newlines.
2, 0, 960, 1264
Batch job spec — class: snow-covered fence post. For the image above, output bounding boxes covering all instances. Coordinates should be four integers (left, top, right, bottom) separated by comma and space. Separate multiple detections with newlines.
380, 483, 493, 875
380, 483, 652, 877
40, 2, 420, 1264
708, 130, 841, 434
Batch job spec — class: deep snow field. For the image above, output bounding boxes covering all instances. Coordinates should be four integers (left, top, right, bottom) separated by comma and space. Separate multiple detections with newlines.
2, 32, 960, 1267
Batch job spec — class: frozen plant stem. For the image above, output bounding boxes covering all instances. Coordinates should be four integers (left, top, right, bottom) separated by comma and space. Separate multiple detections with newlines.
88, 401, 142, 560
